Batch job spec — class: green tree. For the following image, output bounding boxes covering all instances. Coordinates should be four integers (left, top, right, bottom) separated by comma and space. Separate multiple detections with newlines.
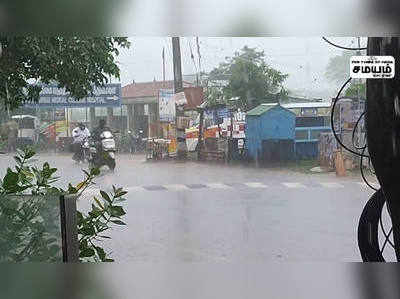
345, 82, 366, 98
0, 37, 130, 110
325, 50, 367, 99
206, 46, 288, 110
325, 50, 354, 84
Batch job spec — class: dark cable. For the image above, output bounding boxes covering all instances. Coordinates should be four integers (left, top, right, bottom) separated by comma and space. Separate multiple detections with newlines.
380, 218, 395, 253
360, 146, 378, 191
330, 78, 369, 158
380, 198, 395, 253
325, 38, 396, 257
352, 111, 367, 150
367, 156, 375, 175
322, 37, 367, 51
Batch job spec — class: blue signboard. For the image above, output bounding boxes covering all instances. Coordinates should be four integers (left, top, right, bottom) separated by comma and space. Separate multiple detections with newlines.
216, 107, 230, 119
24, 83, 122, 108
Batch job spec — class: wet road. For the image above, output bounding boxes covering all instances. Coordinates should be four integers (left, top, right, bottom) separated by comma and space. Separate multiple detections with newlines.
0, 153, 377, 262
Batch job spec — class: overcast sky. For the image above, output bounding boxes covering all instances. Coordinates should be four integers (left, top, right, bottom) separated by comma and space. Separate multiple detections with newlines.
116, 37, 366, 99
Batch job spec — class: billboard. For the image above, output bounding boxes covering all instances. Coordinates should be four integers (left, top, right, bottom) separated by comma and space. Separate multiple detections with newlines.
159, 89, 175, 122
24, 83, 121, 108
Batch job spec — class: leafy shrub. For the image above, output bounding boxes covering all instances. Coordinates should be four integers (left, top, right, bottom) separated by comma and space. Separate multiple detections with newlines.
0, 148, 128, 262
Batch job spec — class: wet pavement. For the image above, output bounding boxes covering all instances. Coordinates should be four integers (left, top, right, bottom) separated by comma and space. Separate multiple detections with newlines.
0, 153, 377, 262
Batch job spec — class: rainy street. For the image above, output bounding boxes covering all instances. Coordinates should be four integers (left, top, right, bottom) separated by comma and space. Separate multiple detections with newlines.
0, 153, 376, 262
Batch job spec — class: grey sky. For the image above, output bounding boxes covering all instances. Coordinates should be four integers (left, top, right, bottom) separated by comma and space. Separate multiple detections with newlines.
117, 37, 366, 99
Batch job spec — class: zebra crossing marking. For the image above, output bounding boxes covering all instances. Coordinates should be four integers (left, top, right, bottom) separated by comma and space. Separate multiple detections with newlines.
94, 180, 362, 195
282, 182, 306, 189
319, 182, 344, 188
126, 186, 147, 192
244, 182, 268, 188
164, 184, 190, 191
206, 183, 232, 189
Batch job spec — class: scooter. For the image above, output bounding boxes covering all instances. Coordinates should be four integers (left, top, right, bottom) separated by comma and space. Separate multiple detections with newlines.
88, 130, 116, 171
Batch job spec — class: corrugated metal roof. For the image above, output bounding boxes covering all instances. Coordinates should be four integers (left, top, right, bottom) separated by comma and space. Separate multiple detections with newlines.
278, 102, 332, 109
246, 103, 278, 116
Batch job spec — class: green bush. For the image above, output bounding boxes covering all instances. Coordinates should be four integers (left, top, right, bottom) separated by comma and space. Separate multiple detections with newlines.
0, 148, 128, 262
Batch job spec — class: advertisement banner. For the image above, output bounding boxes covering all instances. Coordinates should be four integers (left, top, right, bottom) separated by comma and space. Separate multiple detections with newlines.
159, 89, 175, 122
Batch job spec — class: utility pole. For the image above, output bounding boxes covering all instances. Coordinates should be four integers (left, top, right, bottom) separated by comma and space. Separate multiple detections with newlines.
196, 37, 201, 84
162, 47, 166, 88
172, 37, 183, 93
172, 37, 186, 159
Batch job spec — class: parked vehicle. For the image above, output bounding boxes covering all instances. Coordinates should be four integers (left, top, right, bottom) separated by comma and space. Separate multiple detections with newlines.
11, 115, 40, 148
88, 130, 116, 171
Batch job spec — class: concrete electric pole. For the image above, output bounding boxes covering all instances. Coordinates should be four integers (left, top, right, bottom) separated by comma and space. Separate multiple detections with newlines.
172, 37, 187, 159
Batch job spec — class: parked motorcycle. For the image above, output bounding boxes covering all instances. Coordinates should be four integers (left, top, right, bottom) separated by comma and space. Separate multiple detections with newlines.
88, 130, 116, 171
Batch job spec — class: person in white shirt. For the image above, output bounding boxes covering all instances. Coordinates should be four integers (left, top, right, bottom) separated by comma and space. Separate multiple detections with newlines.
72, 123, 90, 162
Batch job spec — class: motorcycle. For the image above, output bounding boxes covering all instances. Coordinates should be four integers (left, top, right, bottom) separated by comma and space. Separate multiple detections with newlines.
72, 138, 89, 164
135, 130, 146, 152
126, 129, 146, 153
81, 138, 90, 162
88, 130, 116, 171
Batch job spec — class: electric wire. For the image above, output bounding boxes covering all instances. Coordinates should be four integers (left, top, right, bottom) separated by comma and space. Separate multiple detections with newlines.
360, 146, 378, 191
322, 37, 367, 51
380, 211, 395, 253
352, 111, 366, 150
187, 38, 198, 74
326, 37, 397, 259
330, 77, 369, 158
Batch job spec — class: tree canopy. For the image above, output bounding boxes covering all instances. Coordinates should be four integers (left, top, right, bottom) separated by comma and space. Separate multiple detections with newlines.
205, 46, 288, 110
0, 37, 130, 110
345, 82, 366, 99
325, 50, 353, 85
325, 50, 366, 99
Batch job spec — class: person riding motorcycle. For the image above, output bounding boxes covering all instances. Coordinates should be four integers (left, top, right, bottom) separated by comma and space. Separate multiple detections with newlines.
127, 130, 137, 153
136, 128, 146, 152
72, 122, 90, 163
91, 119, 110, 143
89, 119, 116, 171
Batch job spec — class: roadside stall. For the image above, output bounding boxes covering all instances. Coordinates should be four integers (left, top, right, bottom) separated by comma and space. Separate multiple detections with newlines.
220, 109, 246, 161
193, 104, 230, 162
151, 87, 204, 161
186, 102, 246, 162
146, 138, 171, 160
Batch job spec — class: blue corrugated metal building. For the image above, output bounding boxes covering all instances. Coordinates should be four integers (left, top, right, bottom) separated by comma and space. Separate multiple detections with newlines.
294, 116, 331, 159
246, 103, 296, 162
